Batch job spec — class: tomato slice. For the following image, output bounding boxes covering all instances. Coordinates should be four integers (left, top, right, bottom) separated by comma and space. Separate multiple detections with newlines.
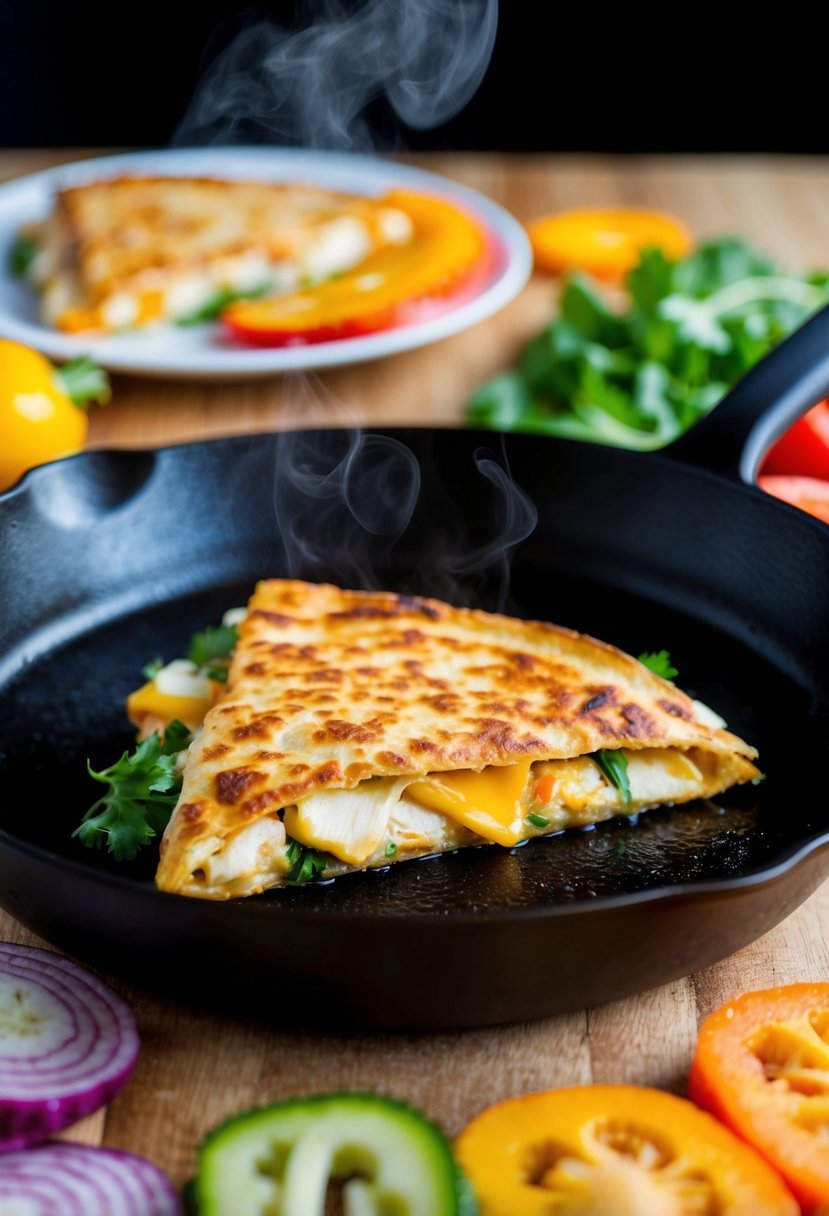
762, 401, 829, 480
223, 190, 493, 347
456, 1084, 798, 1215
757, 474, 829, 524
526, 208, 692, 282
689, 984, 829, 1212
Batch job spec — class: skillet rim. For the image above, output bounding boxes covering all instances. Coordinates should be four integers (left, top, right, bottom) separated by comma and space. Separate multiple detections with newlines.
4, 424, 829, 539
1, 427, 828, 929
0, 818, 828, 927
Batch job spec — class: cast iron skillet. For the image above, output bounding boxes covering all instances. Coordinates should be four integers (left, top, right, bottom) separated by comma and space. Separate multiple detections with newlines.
1, 308, 829, 1030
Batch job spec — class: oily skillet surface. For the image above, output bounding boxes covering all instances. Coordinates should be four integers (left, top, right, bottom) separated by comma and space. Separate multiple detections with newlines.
0, 311, 828, 1029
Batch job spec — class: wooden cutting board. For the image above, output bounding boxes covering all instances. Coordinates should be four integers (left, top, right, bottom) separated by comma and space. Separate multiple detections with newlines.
1, 149, 829, 1190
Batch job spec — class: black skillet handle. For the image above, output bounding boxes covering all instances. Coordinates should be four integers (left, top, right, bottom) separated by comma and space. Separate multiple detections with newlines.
664, 302, 829, 484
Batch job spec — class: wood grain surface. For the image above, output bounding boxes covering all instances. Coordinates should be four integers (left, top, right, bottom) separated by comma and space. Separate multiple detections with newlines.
2, 149, 829, 1192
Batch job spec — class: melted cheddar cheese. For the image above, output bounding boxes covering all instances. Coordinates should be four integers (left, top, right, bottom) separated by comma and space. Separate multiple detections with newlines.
404, 761, 533, 847
276, 747, 722, 867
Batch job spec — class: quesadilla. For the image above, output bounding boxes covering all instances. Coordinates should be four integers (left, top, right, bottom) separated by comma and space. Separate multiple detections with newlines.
21, 177, 414, 334
154, 580, 760, 901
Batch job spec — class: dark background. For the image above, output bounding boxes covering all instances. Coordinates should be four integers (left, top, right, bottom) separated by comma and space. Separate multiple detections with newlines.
0, 1, 824, 153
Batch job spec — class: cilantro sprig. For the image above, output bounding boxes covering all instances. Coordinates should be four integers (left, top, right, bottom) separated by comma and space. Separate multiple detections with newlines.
468, 238, 829, 448
638, 650, 678, 680
74, 720, 192, 861
592, 750, 632, 809
285, 840, 328, 885
75, 619, 240, 863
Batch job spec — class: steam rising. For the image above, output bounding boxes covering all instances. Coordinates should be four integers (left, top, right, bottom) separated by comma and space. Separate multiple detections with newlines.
271, 408, 538, 609
442, 451, 538, 603
175, 0, 498, 149
177, 0, 521, 603
272, 428, 422, 587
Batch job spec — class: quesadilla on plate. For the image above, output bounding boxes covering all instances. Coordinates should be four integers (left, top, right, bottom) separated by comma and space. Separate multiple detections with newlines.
19, 177, 414, 334
153, 580, 759, 901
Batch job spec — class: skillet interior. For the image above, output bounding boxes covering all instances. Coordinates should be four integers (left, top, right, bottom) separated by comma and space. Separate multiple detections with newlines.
0, 428, 827, 1027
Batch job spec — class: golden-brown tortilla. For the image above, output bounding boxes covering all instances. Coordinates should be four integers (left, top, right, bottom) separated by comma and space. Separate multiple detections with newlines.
156, 579, 758, 899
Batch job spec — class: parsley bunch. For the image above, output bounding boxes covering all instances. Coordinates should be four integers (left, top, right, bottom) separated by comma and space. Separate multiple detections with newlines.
74, 721, 191, 861
468, 238, 829, 449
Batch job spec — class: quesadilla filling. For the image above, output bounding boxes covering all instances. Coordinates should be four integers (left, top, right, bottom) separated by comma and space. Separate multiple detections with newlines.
114, 580, 760, 901
193, 743, 747, 896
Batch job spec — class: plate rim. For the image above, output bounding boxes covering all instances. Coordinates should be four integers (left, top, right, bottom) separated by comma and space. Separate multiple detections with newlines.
0, 146, 533, 379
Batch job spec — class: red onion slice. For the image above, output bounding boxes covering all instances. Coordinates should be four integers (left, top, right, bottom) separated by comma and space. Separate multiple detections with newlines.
0, 1142, 181, 1214
0, 943, 139, 1149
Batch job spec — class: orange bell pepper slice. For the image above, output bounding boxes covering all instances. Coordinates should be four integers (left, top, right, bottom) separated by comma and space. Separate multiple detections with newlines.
455, 1084, 798, 1215
689, 983, 829, 1212
527, 207, 692, 281
223, 189, 491, 346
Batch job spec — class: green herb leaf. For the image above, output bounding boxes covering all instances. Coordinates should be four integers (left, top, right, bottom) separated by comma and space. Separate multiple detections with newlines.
55, 357, 111, 408
385, 840, 398, 857
637, 650, 679, 680
592, 750, 632, 809
188, 625, 238, 678
467, 237, 829, 449
285, 840, 328, 885
142, 657, 164, 681
9, 233, 38, 278
74, 720, 191, 860
526, 811, 551, 829
175, 283, 269, 326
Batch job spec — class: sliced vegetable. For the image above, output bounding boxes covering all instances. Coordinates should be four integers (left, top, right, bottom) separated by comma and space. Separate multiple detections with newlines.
527, 207, 692, 281
689, 983, 829, 1212
533, 775, 556, 806
127, 660, 218, 734
0, 942, 139, 1151
455, 1084, 798, 1215
0, 339, 110, 492
190, 1091, 477, 1215
223, 190, 490, 346
128, 622, 239, 735
525, 811, 551, 829
757, 474, 829, 524
74, 721, 191, 860
0, 1142, 181, 1214
762, 400, 829, 480
592, 749, 632, 808
468, 238, 829, 451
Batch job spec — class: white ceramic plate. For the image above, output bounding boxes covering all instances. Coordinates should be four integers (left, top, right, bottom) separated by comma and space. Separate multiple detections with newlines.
0, 147, 532, 380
